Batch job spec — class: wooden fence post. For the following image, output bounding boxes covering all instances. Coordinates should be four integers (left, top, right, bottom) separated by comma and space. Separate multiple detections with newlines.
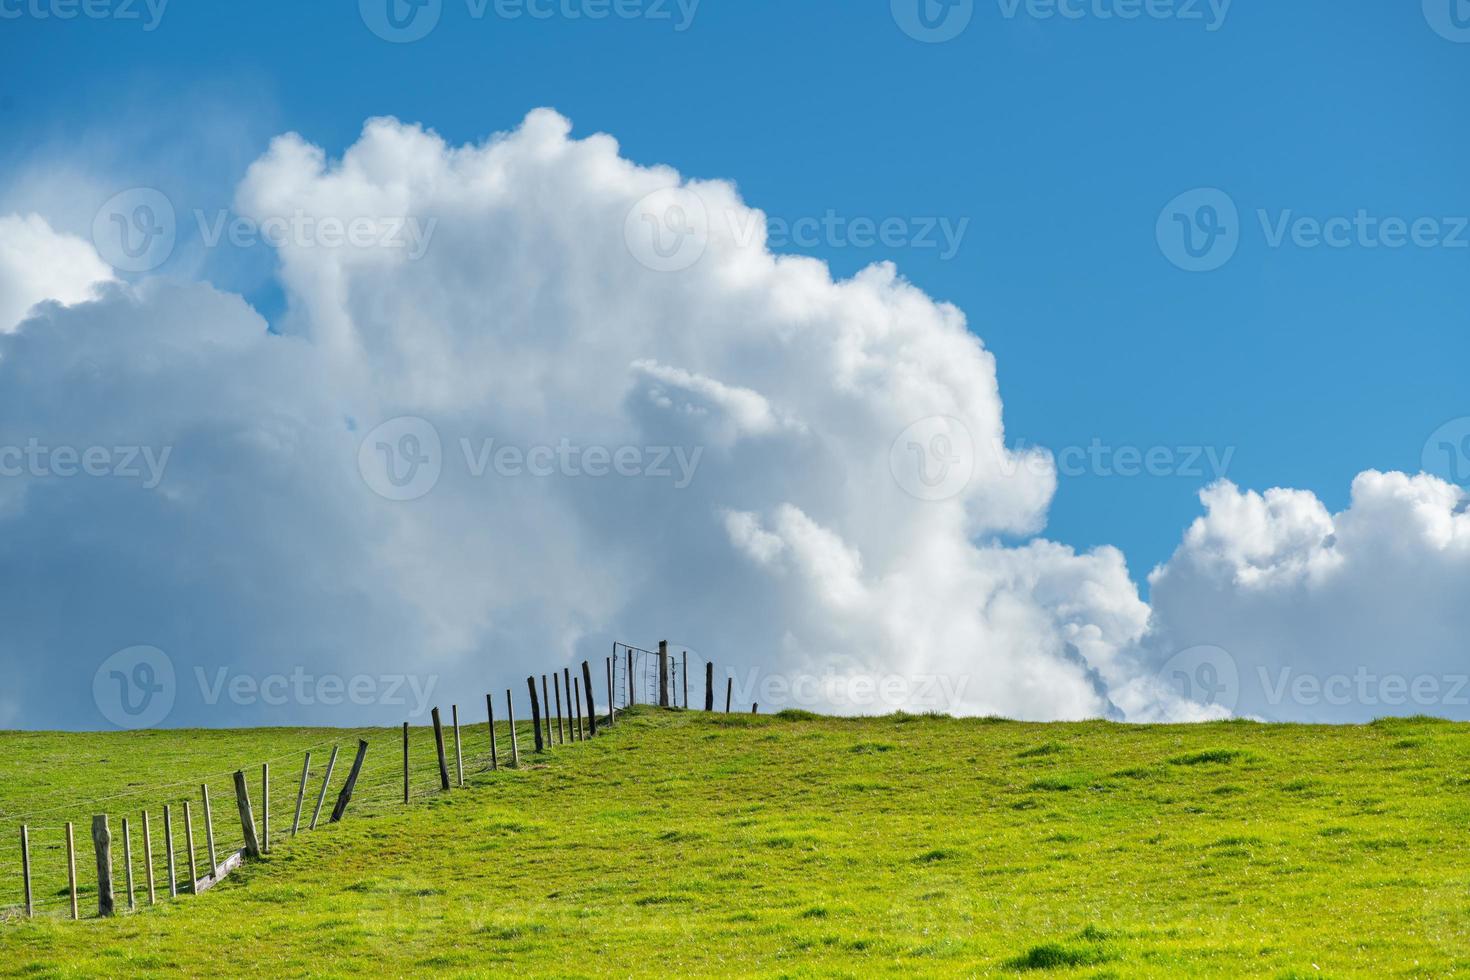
582, 660, 599, 736
607, 657, 615, 725
541, 676, 552, 747
628, 648, 634, 706
201, 784, 218, 872
19, 825, 31, 919
572, 677, 583, 740
506, 690, 520, 767
162, 806, 177, 898
65, 822, 78, 919
310, 745, 339, 831
553, 672, 565, 745
122, 817, 134, 911
232, 771, 261, 859
452, 704, 464, 787
486, 693, 498, 770
752, 703, 759, 714
402, 722, 411, 803
658, 640, 669, 707
527, 677, 545, 753
563, 668, 574, 738
683, 653, 689, 709
726, 677, 733, 713
183, 801, 199, 892
261, 764, 270, 854
329, 740, 369, 823
705, 661, 714, 711
432, 707, 451, 791
92, 815, 114, 917
142, 810, 156, 905
292, 752, 311, 835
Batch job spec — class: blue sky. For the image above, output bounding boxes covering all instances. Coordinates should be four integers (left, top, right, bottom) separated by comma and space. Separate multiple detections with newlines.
4, 1, 1466, 578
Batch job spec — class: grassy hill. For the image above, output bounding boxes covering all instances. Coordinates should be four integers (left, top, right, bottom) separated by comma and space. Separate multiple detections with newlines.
2, 708, 1469, 976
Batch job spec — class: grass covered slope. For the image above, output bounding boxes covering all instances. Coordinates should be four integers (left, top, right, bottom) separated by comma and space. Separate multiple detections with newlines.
3, 709, 1470, 976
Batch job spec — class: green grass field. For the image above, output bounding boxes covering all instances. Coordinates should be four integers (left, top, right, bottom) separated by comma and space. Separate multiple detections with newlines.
2, 708, 1469, 976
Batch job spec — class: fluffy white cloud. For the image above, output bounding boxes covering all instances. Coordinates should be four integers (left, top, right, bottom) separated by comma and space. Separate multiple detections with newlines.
1137, 472, 1470, 722
0, 213, 113, 332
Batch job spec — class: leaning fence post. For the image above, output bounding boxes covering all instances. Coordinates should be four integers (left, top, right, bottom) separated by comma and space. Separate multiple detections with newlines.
705, 662, 714, 711
506, 690, 520, 766
121, 817, 134, 911
486, 694, 499, 770
261, 763, 270, 854
432, 707, 451, 791
726, 677, 733, 713
19, 825, 32, 919
232, 771, 261, 859
658, 640, 669, 706
582, 660, 599, 736
141, 810, 156, 905
310, 745, 339, 831
65, 822, 78, 919
452, 704, 465, 787
329, 740, 369, 823
201, 784, 218, 872
527, 677, 545, 753
162, 806, 177, 898
553, 672, 565, 745
292, 753, 311, 835
182, 801, 199, 893
91, 815, 114, 917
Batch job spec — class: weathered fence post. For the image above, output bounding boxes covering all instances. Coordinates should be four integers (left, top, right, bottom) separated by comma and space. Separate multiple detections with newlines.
683, 653, 689, 709
658, 640, 669, 707
19, 825, 32, 919
541, 676, 552, 747
572, 677, 583, 740
310, 745, 339, 831
329, 740, 369, 823
121, 817, 135, 911
607, 656, 615, 725
432, 707, 451, 791
628, 648, 634, 706
232, 771, 261, 859
261, 763, 270, 854
527, 677, 545, 753
553, 672, 565, 745
65, 822, 78, 918
752, 703, 759, 714
91, 815, 114, 917
162, 806, 177, 898
582, 660, 599, 736
402, 722, 411, 802
563, 668, 575, 738
201, 784, 218, 872
183, 801, 199, 892
506, 690, 520, 767
705, 662, 714, 711
486, 693, 499, 770
452, 704, 465, 787
142, 810, 156, 905
726, 677, 733, 713
292, 752, 312, 835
